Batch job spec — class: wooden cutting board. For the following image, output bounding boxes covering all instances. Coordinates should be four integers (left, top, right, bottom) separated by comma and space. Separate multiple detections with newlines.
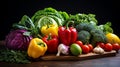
0, 41, 117, 61
40, 50, 116, 61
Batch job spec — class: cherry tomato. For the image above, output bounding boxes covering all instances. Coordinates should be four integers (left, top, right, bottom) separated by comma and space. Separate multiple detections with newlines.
82, 45, 90, 54
104, 43, 113, 51
112, 43, 120, 51
88, 44, 93, 52
75, 41, 83, 47
96, 42, 105, 49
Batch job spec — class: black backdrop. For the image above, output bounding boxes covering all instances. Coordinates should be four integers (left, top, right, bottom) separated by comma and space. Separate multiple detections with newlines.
1, 0, 120, 40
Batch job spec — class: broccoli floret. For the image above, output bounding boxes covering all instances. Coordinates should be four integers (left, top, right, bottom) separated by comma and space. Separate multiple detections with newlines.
90, 29, 107, 47
77, 30, 91, 44
75, 23, 96, 32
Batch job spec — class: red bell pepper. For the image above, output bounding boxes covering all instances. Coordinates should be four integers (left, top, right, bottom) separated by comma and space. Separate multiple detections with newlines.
42, 34, 59, 53
58, 21, 77, 46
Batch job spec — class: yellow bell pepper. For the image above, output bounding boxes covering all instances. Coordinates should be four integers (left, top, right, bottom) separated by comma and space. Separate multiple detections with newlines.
41, 24, 58, 36
27, 38, 47, 59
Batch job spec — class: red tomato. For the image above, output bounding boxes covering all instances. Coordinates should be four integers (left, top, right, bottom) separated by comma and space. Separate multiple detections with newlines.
82, 45, 90, 54
96, 42, 105, 49
75, 41, 83, 47
112, 43, 120, 51
88, 44, 93, 52
104, 43, 113, 51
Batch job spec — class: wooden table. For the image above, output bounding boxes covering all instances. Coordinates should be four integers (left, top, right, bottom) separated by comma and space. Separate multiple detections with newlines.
0, 40, 120, 67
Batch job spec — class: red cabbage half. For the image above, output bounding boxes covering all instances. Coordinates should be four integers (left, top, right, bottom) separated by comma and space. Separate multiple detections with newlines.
5, 29, 32, 51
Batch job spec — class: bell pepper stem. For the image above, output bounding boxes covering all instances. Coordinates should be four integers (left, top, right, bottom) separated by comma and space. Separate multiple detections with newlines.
37, 42, 45, 47
65, 21, 74, 29
47, 23, 50, 28
47, 33, 52, 40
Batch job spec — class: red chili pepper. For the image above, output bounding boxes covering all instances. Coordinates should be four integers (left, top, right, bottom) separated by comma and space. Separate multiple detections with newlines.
42, 34, 59, 53
58, 21, 77, 46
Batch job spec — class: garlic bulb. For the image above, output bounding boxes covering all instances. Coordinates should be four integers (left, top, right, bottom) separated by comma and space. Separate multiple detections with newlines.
56, 44, 69, 56
93, 46, 104, 54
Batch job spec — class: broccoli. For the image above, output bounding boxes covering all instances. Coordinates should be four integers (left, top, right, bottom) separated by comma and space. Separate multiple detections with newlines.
90, 29, 107, 47
76, 22, 107, 47
75, 23, 96, 32
77, 30, 91, 44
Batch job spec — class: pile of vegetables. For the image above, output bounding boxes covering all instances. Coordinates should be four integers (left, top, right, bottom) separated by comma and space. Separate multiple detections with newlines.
0, 7, 120, 64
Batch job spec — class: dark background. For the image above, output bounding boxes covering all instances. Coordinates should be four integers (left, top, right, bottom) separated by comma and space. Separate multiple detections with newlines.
1, 0, 120, 40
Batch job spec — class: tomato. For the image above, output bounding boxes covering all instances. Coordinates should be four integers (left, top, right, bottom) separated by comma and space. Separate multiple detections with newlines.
96, 42, 105, 49
88, 44, 93, 52
112, 43, 120, 51
104, 43, 113, 51
82, 45, 90, 54
75, 41, 83, 47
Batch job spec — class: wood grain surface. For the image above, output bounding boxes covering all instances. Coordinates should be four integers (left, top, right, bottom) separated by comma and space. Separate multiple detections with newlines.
39, 51, 116, 61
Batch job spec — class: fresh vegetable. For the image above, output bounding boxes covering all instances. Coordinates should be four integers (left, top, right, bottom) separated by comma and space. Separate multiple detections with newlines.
75, 23, 96, 32
41, 24, 58, 36
104, 43, 113, 51
12, 15, 39, 38
5, 29, 32, 51
90, 29, 107, 47
88, 44, 93, 52
31, 7, 69, 29
58, 22, 77, 46
106, 33, 120, 45
59, 11, 70, 21
96, 42, 105, 49
77, 30, 91, 44
75, 40, 83, 47
112, 43, 120, 51
27, 38, 47, 58
42, 34, 59, 53
97, 22, 113, 34
93, 46, 104, 54
70, 43, 82, 56
0, 48, 30, 64
67, 13, 98, 26
56, 43, 69, 56
82, 45, 90, 54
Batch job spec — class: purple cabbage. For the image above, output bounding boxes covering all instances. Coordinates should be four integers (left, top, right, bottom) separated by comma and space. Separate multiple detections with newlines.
5, 29, 32, 51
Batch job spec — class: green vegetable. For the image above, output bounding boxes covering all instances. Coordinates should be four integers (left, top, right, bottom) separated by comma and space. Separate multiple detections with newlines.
97, 22, 113, 34
77, 30, 91, 44
12, 15, 39, 38
59, 11, 69, 21
0, 48, 30, 64
66, 13, 98, 26
75, 23, 96, 32
31, 7, 69, 29
90, 29, 107, 47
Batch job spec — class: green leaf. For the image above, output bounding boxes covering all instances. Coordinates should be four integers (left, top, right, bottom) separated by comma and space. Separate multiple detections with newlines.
23, 31, 31, 36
